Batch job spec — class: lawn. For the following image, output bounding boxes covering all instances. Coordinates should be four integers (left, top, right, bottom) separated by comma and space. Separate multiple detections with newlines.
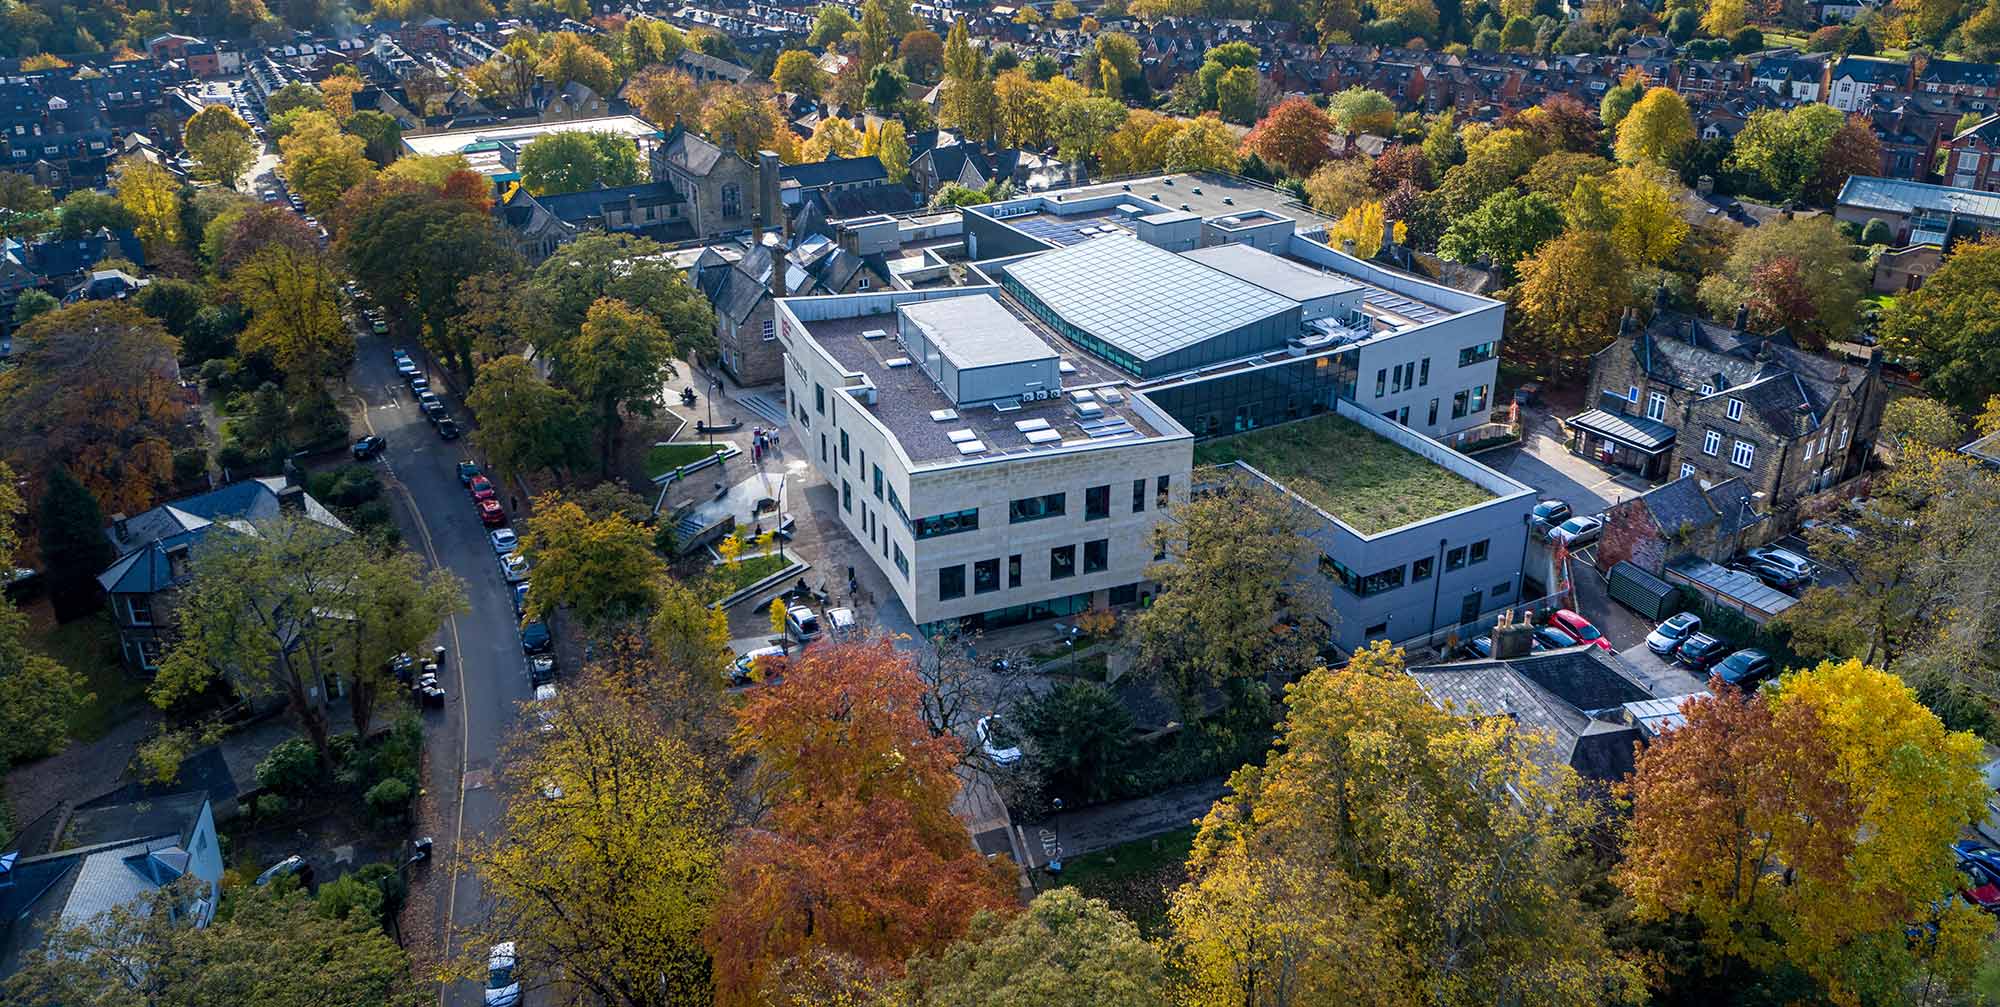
27, 613, 146, 742
1193, 413, 1495, 534
1044, 825, 1197, 937
645, 442, 729, 481
703, 552, 795, 603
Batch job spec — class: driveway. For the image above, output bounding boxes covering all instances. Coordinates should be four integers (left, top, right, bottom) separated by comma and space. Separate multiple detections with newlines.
345, 327, 531, 1005
1481, 412, 1652, 517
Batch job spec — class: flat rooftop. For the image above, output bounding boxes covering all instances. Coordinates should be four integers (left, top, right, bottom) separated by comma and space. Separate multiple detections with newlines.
1193, 412, 1496, 534
401, 114, 659, 159
1181, 242, 1365, 302
1836, 174, 2000, 222
900, 297, 1055, 371
802, 306, 1166, 467
990, 172, 1337, 244
1002, 234, 1297, 366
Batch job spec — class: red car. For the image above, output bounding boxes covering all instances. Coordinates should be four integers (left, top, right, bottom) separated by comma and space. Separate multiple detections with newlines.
1548, 609, 1614, 652
1960, 863, 2000, 913
479, 499, 506, 527
469, 475, 497, 502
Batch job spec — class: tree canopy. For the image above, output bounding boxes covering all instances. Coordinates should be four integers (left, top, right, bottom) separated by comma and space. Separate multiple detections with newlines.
517, 130, 644, 195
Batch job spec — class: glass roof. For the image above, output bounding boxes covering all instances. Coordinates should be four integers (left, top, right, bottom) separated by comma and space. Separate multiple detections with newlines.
1002, 235, 1297, 363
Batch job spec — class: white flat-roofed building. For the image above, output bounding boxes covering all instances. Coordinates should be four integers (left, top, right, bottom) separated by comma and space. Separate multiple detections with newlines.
776, 287, 1194, 631
400, 114, 662, 177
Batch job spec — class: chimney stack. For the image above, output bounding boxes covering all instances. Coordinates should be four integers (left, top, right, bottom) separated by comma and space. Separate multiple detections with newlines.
1380, 216, 1396, 254
766, 242, 787, 299
1619, 306, 1636, 335
1341, 237, 1356, 256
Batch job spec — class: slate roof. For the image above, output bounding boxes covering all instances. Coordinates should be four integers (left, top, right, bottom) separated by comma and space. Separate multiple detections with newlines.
1631, 475, 1766, 541
658, 124, 728, 176
1920, 58, 2000, 88
97, 478, 347, 595
672, 49, 752, 84
1408, 647, 1651, 782
780, 154, 888, 189
1834, 56, 1908, 85
533, 178, 684, 217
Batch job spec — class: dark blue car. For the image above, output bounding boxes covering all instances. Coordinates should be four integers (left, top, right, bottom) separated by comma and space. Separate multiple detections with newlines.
519, 620, 551, 654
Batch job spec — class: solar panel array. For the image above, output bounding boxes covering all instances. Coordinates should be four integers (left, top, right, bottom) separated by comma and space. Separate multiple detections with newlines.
1361, 286, 1448, 324
1007, 212, 1132, 248
1003, 235, 1297, 365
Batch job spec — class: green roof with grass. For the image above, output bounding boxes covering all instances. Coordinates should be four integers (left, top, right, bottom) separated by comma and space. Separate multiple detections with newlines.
1193, 413, 1495, 534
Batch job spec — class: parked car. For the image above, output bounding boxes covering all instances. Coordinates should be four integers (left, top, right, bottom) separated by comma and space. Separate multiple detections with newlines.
501, 553, 530, 583
1956, 841, 2000, 880
437, 417, 461, 440
408, 375, 429, 397
1743, 546, 1814, 590
1532, 499, 1572, 526
1546, 515, 1603, 549
458, 459, 481, 485
351, 435, 385, 460
395, 356, 419, 378
1800, 518, 1860, 542
528, 653, 557, 686
485, 942, 522, 1007
730, 645, 786, 685
1533, 626, 1579, 650
254, 854, 312, 888
372, 319, 388, 335
418, 394, 445, 420
490, 528, 518, 554
786, 604, 821, 642
1713, 648, 1775, 688
469, 475, 497, 501
519, 620, 551, 654
1676, 632, 1732, 671
977, 714, 1023, 766
1959, 863, 2000, 914
513, 581, 530, 617
1646, 612, 1702, 656
478, 498, 506, 527
532, 683, 558, 732
1548, 609, 1613, 652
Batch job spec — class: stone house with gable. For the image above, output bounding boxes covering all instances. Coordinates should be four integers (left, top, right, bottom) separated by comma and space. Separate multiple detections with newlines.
1594, 474, 1768, 575
1569, 290, 1887, 514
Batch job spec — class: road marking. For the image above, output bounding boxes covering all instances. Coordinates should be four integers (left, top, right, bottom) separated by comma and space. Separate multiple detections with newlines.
352, 382, 474, 1003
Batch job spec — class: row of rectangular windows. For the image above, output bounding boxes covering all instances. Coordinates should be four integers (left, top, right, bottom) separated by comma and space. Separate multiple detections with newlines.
1317, 538, 1490, 599
938, 540, 1111, 600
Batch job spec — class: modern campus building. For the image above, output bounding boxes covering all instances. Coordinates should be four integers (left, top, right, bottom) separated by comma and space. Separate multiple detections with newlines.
778, 172, 1537, 649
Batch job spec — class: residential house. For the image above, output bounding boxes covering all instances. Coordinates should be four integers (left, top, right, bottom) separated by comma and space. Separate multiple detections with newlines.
671, 49, 753, 86
0, 791, 224, 981
1570, 291, 1887, 511
96, 477, 348, 671
1595, 474, 1768, 575
1941, 114, 2000, 192
1917, 57, 2000, 99
780, 154, 919, 219
1828, 55, 1909, 112
908, 138, 1078, 199
62, 267, 148, 303
1751, 54, 1827, 102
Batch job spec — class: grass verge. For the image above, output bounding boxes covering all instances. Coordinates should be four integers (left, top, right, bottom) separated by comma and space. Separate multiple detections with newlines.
703, 552, 794, 604
1042, 825, 1197, 937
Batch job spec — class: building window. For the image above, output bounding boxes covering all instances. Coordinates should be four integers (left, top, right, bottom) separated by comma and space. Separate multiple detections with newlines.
1109, 584, 1138, 605
1680, 462, 1697, 479
1838, 423, 1850, 448
1051, 545, 1076, 579
1726, 397, 1744, 421
1731, 439, 1755, 468
1703, 429, 1721, 456
1375, 368, 1387, 397
820, 433, 827, 462
1357, 564, 1405, 596
721, 182, 741, 217
1492, 579, 1512, 600
1009, 492, 1066, 523
841, 479, 852, 512
1412, 556, 1433, 581
1451, 390, 1469, 419
894, 543, 909, 577
761, 319, 775, 340
126, 594, 153, 626
914, 507, 979, 539
1319, 552, 1358, 592
815, 383, 825, 415
839, 430, 849, 463
1628, 385, 1640, 403
1084, 538, 1108, 573
1132, 478, 1145, 512
1646, 391, 1667, 422
1008, 554, 1022, 588
1469, 539, 1489, 564
939, 565, 966, 600
1157, 475, 1171, 509
974, 558, 1000, 594
873, 465, 883, 500
1446, 545, 1467, 570
1419, 357, 1430, 386
888, 486, 909, 527
1427, 398, 1438, 425
1470, 385, 1489, 413
1392, 364, 1404, 393
1364, 622, 1389, 639
1458, 342, 1496, 366
1699, 382, 1713, 395
1085, 485, 1110, 520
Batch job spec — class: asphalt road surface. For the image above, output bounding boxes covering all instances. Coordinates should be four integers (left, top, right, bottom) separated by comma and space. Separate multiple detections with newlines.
344, 325, 528, 1006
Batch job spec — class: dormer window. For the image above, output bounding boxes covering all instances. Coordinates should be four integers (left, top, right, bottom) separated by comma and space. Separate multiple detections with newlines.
1726, 398, 1744, 421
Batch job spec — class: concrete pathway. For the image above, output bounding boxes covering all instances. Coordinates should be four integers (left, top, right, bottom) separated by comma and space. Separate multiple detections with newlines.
1027, 779, 1231, 868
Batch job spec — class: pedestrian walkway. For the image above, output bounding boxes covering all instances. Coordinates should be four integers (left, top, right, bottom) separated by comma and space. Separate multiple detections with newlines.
1025, 779, 1230, 868
738, 391, 788, 429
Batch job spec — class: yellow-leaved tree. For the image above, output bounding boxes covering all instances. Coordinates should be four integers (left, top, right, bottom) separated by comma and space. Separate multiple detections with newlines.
1330, 200, 1407, 259
1612, 87, 1695, 168
1564, 163, 1689, 267
111, 156, 182, 251
1168, 642, 1644, 1006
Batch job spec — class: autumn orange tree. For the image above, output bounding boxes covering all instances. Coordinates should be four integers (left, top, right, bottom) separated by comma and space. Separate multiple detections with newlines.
1620, 662, 1990, 1005
1240, 97, 1337, 178
706, 638, 1016, 1004
0, 301, 187, 525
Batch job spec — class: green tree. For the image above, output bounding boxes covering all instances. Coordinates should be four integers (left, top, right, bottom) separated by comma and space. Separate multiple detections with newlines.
0, 461, 87, 766
11, 289, 57, 326
342, 110, 403, 166
773, 49, 824, 96
568, 298, 676, 473
5, 878, 423, 1007
1511, 228, 1632, 378
1195, 41, 1259, 110
1598, 76, 1645, 132
278, 110, 375, 215
264, 80, 325, 119
1697, 216, 1865, 348
1169, 642, 1643, 1007
865, 64, 907, 110
517, 130, 644, 195
810, 4, 861, 47
37, 467, 113, 621
57, 188, 137, 238
339, 187, 519, 387
0, 171, 53, 213
182, 104, 257, 187
893, 889, 1166, 1005
519, 491, 662, 630
1328, 87, 1396, 135
112, 156, 183, 251
876, 120, 912, 182
467, 357, 589, 484
1728, 104, 1875, 204
340, 550, 466, 738
1215, 66, 1259, 124
1884, 238, 2000, 411
1013, 680, 1135, 803
230, 242, 352, 382
1437, 187, 1563, 278
1133, 479, 1326, 718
